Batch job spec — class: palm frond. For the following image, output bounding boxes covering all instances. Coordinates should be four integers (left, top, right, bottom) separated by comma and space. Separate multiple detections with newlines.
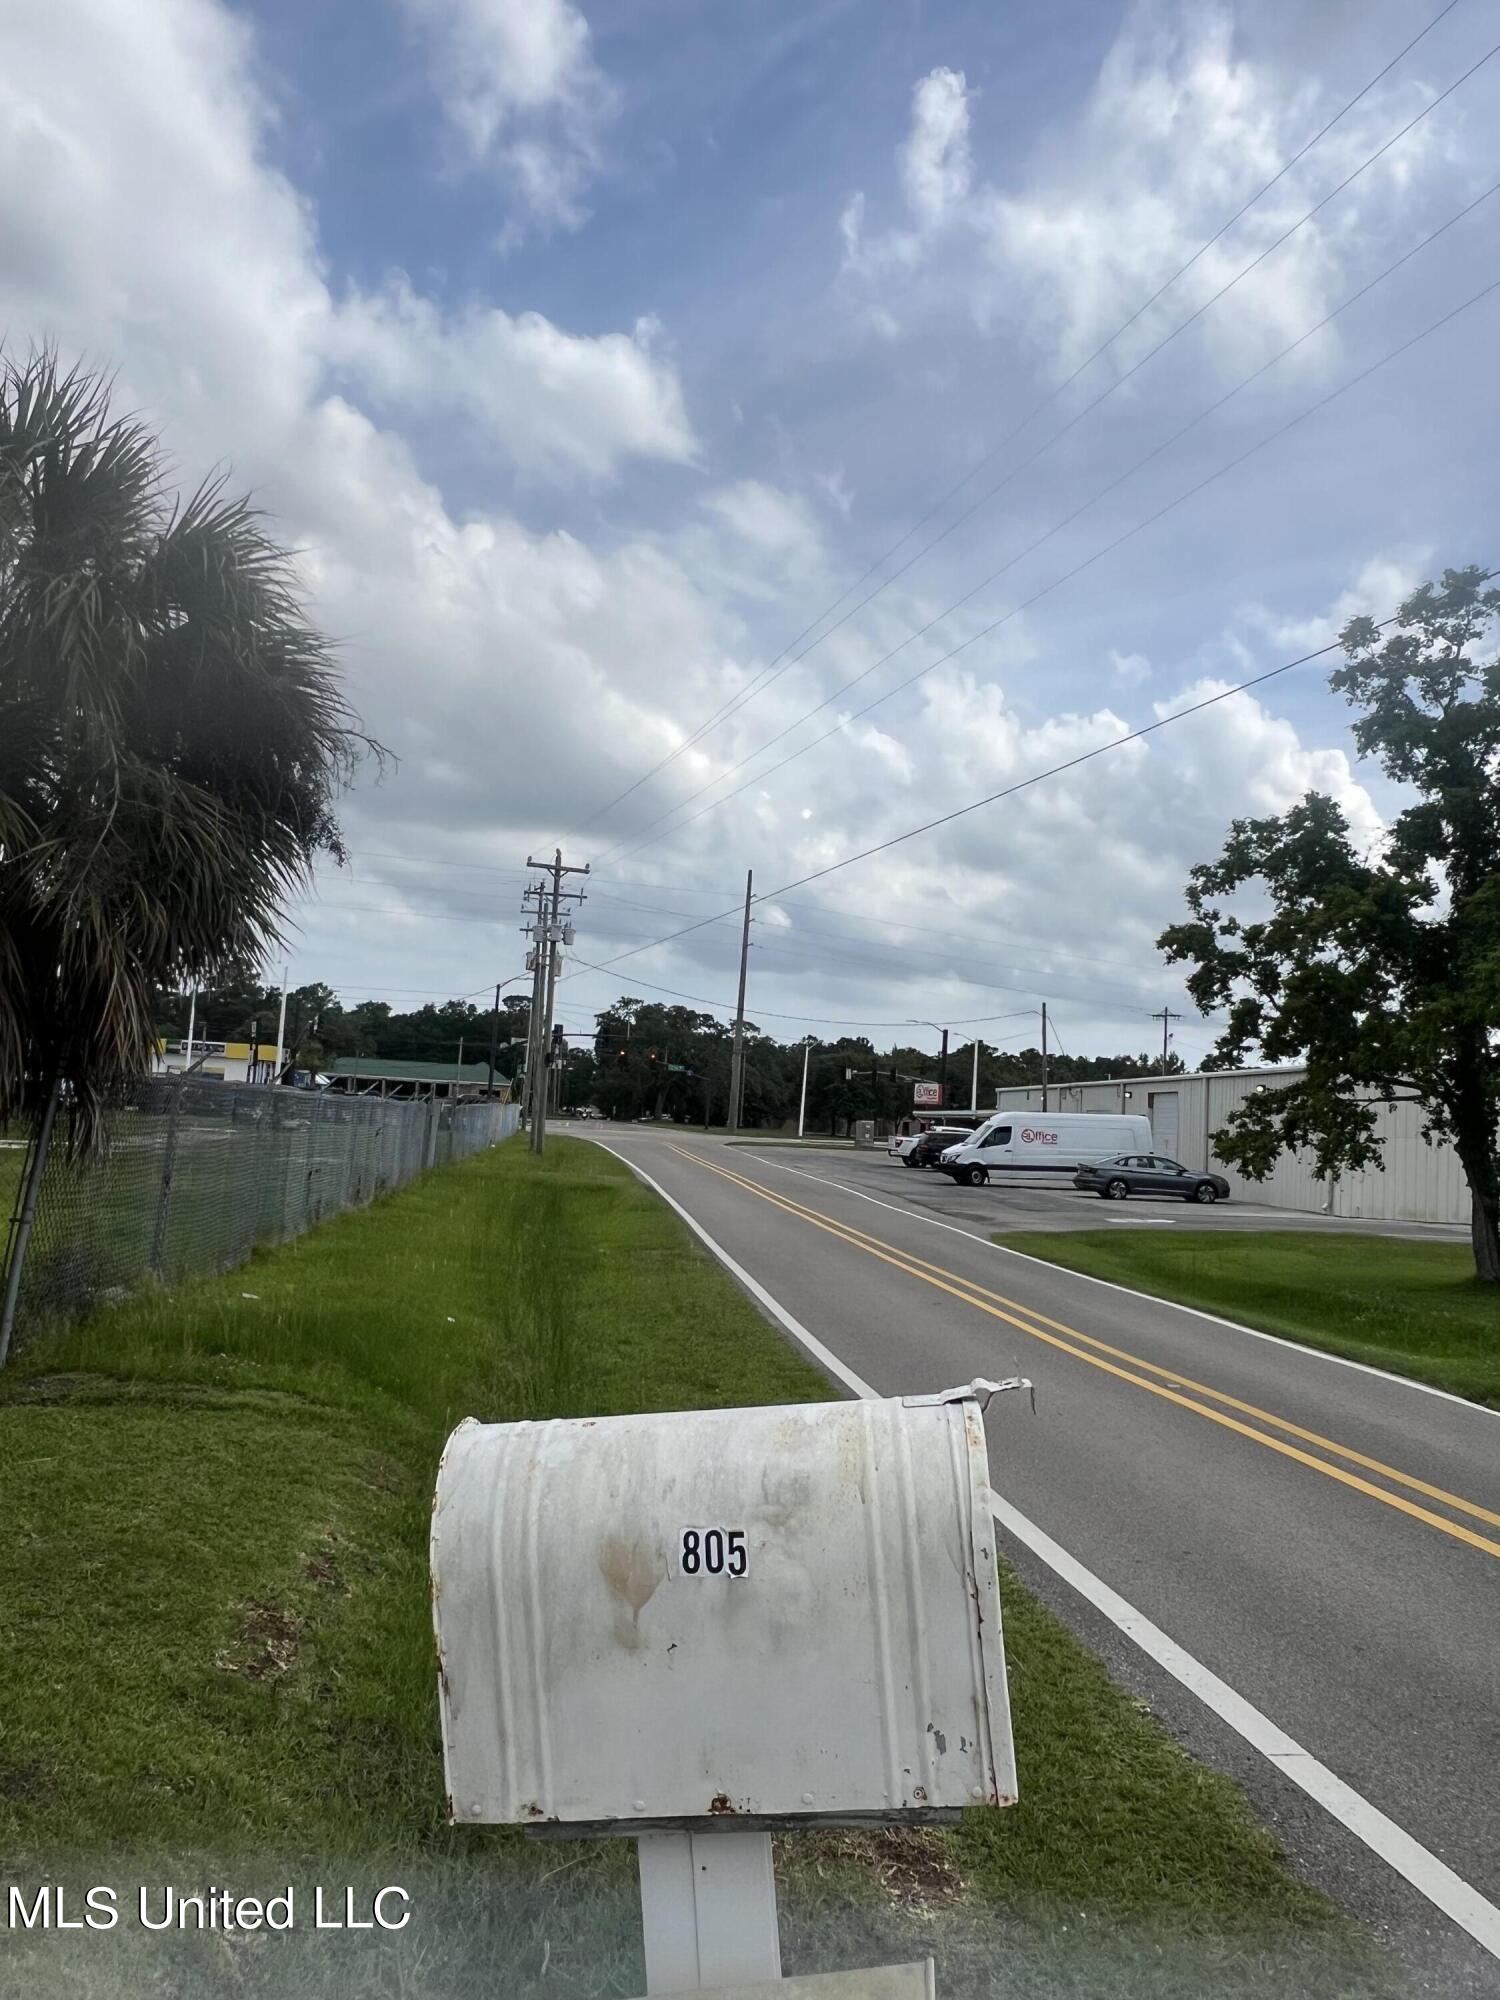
0, 350, 382, 1148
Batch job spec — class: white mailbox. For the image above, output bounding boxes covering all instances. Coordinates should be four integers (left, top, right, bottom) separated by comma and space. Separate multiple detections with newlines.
430, 1385, 1016, 1833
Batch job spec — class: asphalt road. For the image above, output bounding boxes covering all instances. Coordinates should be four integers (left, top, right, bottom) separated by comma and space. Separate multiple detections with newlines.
592, 1125, 1500, 1994
738, 1142, 1473, 1240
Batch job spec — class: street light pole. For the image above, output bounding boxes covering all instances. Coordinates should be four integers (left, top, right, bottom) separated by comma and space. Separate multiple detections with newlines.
908, 1020, 952, 1115
797, 1038, 814, 1139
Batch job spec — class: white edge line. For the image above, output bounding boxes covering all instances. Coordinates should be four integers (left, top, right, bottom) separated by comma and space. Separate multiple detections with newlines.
594, 1134, 1500, 1962
987, 1487, 1500, 1960
589, 1139, 876, 1399
744, 1153, 1496, 1422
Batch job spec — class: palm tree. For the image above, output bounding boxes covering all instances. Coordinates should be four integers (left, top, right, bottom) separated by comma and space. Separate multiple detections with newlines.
0, 350, 375, 1144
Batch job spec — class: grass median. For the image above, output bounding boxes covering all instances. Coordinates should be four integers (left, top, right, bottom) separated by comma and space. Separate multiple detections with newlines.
997, 1228, 1500, 1406
0, 1138, 1388, 1996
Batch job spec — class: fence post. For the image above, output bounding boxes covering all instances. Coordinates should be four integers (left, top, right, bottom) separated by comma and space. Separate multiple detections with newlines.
0, 1075, 63, 1369
149, 1075, 185, 1280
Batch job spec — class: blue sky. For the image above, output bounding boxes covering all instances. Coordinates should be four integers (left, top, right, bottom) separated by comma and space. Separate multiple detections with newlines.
6, 0, 1499, 1061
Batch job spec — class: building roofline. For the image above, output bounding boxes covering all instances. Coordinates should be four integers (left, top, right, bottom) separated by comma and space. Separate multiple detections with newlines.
997, 1062, 1303, 1091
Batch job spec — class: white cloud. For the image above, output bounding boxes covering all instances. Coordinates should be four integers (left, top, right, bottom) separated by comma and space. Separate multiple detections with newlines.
1243, 552, 1427, 655
0, 0, 689, 493
1, 0, 1410, 1056
842, 6, 1451, 382
395, 0, 614, 234
331, 282, 695, 480
1111, 648, 1152, 686
841, 67, 975, 281
900, 68, 974, 227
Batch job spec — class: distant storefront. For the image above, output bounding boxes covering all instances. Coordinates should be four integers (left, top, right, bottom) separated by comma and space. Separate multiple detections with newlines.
155, 1038, 280, 1084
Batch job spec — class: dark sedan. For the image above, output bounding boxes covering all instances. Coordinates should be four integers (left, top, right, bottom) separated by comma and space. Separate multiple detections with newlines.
1073, 1153, 1231, 1203
907, 1126, 972, 1168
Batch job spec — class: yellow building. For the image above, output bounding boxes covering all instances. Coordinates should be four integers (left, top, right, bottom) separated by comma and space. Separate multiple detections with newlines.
154, 1038, 281, 1084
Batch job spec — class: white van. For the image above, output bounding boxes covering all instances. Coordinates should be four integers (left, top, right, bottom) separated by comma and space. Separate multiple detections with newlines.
938, 1111, 1153, 1187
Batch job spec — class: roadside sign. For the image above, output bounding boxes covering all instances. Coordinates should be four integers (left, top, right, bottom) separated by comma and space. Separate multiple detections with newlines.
913, 1080, 942, 1107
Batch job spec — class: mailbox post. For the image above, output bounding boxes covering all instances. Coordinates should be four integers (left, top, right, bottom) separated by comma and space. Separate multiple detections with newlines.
431, 1382, 1022, 1995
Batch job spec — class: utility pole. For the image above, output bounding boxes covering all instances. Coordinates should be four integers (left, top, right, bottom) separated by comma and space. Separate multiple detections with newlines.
938, 1028, 949, 1108
521, 878, 548, 1134
1040, 1003, 1049, 1112
272, 965, 289, 1084
456, 1036, 464, 1102
727, 869, 753, 1135
526, 848, 589, 1157
1153, 1007, 1183, 1070
970, 1038, 982, 1113
797, 1038, 813, 1139
487, 982, 502, 1098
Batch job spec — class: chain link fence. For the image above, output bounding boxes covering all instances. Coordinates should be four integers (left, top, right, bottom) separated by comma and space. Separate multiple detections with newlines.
1, 1078, 520, 1351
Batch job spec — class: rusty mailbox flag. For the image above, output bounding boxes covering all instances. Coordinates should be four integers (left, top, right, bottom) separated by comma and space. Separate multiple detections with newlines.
431, 1383, 1021, 1994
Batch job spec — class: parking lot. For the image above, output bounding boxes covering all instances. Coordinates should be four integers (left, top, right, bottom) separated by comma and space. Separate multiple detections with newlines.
731, 1142, 1471, 1242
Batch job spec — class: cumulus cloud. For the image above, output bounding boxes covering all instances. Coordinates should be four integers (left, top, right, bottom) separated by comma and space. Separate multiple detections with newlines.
900, 67, 974, 227
395, 0, 614, 234
841, 66, 974, 278
1, 0, 1409, 1052
1111, 648, 1153, 686
1243, 552, 1428, 654
330, 283, 695, 480
1, 0, 689, 490
842, 5, 1452, 381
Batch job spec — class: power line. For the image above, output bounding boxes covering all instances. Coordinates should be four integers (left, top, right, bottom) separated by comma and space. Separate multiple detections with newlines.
325, 853, 1216, 984
579, 2, 1477, 846
568, 957, 1039, 1029
577, 898, 1214, 1016
579, 889, 1191, 987
577, 557, 1496, 977
305, 871, 1180, 982
600, 171, 1500, 865
763, 555, 1498, 904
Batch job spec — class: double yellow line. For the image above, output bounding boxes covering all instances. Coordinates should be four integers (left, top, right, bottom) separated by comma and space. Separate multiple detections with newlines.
671, 1144, 1500, 1562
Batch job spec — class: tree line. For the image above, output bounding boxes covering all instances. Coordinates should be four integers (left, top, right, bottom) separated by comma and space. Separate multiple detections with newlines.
153, 974, 1184, 1126
5, 356, 1497, 1274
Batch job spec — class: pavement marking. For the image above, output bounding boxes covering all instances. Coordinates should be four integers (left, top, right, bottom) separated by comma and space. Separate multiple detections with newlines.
987, 1488, 1500, 1964
743, 1149, 1497, 1419
587, 1140, 870, 1394
682, 1148, 1500, 1554
591, 1134, 1500, 1964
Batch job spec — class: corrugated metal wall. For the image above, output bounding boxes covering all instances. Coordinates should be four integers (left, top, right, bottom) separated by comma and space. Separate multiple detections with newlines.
994, 1068, 1469, 1223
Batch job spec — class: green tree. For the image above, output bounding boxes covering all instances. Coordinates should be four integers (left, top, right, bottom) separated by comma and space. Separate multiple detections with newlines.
1159, 566, 1500, 1281
0, 353, 372, 1141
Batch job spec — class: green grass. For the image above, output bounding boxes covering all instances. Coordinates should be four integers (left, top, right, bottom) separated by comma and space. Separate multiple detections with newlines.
0, 1141, 1389, 1996
998, 1229, 1500, 1406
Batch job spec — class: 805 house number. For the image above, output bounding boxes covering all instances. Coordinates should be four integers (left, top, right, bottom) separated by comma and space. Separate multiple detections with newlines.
680, 1527, 747, 1577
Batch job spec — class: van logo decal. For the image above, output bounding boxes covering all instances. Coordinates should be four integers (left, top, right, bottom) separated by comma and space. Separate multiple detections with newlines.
1019, 1128, 1059, 1145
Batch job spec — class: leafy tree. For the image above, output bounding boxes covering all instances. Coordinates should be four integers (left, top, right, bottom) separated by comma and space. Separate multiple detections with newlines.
1159, 567, 1500, 1280
0, 352, 372, 1142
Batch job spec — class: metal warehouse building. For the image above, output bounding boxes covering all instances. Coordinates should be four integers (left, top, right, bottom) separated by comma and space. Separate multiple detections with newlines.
994, 1066, 1469, 1225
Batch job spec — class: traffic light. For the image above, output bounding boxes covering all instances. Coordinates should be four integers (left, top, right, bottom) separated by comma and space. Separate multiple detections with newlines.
647, 1048, 658, 1064
616, 1047, 627, 1065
